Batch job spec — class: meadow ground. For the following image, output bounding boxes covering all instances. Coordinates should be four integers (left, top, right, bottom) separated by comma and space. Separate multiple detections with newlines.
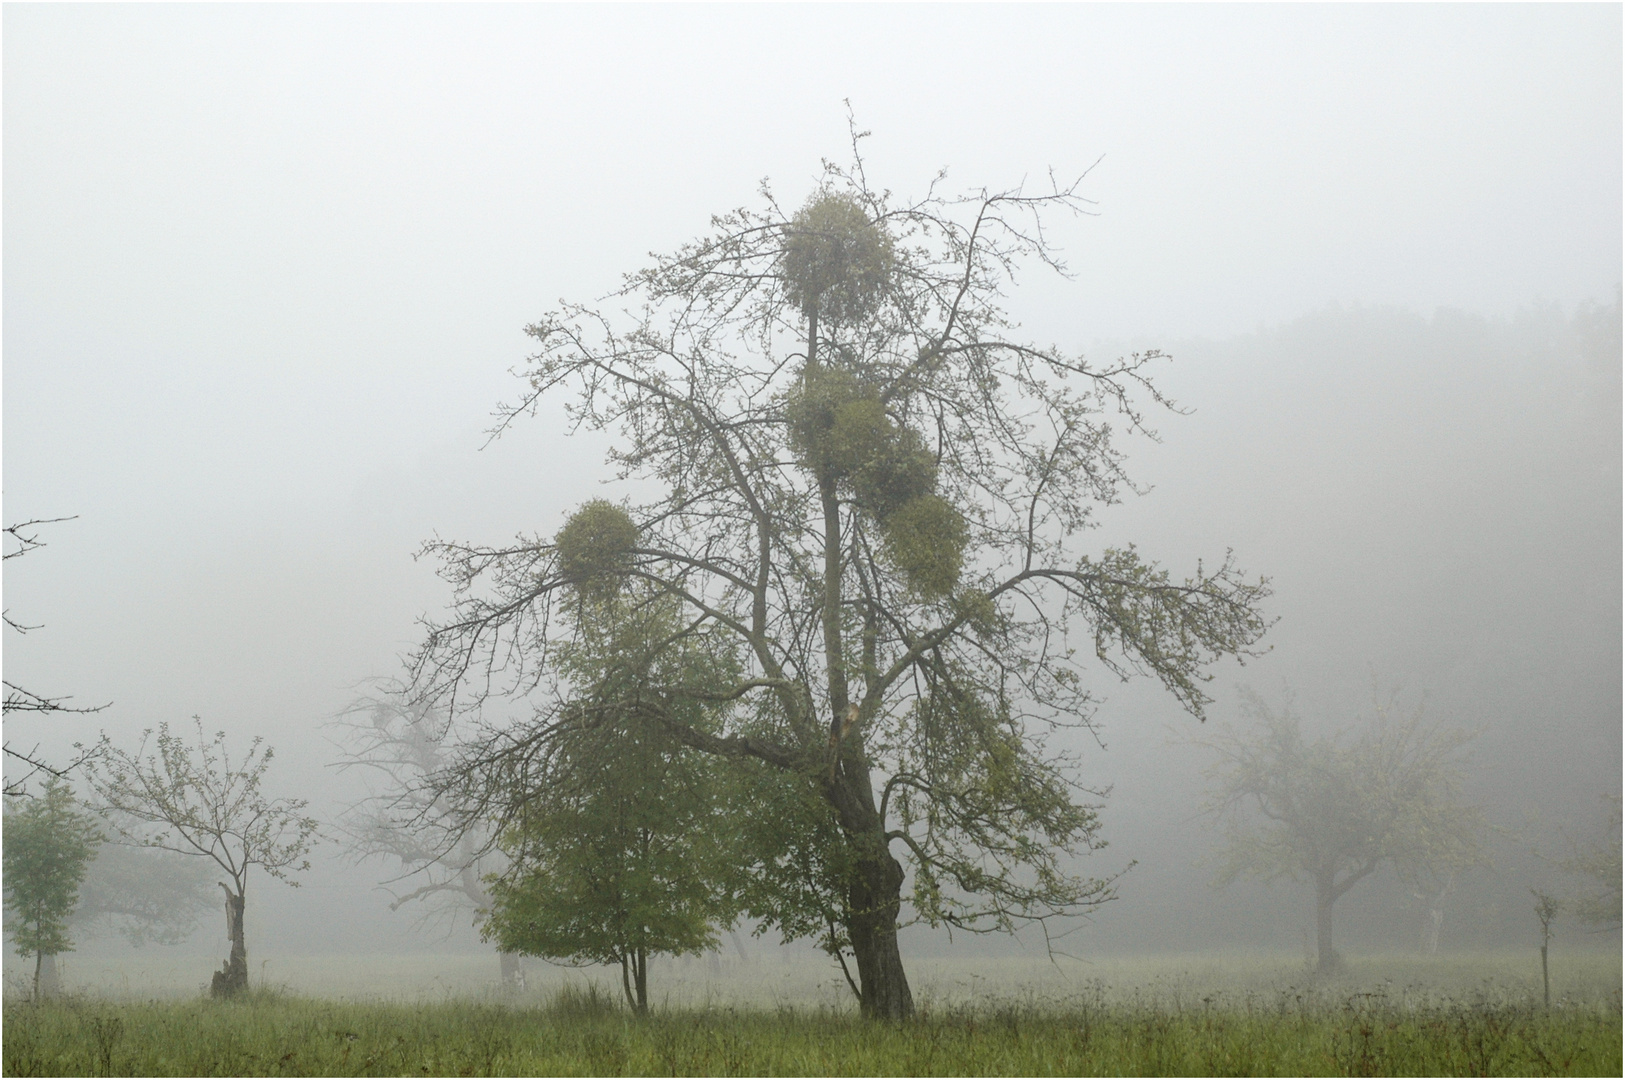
3, 950, 1619, 1076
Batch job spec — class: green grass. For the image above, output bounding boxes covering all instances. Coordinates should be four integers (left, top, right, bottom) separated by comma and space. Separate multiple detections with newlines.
4, 981, 1620, 1077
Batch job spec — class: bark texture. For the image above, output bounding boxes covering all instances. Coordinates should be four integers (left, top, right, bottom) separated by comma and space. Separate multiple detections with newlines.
210, 885, 248, 999
848, 847, 914, 1019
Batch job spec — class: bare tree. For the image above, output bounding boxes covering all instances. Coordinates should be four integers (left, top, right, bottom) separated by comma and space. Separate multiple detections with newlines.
409, 127, 1270, 1019
3, 518, 108, 796
1200, 687, 1487, 974
331, 690, 521, 985
1532, 889, 1561, 1008
81, 718, 319, 998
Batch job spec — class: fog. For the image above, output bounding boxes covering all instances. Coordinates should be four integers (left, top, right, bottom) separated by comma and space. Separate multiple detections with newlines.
4, 5, 1618, 980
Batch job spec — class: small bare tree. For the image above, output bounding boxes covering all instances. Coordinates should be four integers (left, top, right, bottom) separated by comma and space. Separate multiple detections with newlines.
81, 718, 319, 998
331, 691, 520, 985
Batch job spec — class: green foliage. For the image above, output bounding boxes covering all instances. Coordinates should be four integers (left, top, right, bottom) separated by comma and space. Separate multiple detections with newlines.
785, 363, 965, 595
725, 753, 858, 959
878, 493, 967, 598
555, 500, 639, 599
3, 991, 1619, 1077
2, 778, 101, 972
782, 191, 893, 326
484, 590, 742, 1008
850, 425, 937, 521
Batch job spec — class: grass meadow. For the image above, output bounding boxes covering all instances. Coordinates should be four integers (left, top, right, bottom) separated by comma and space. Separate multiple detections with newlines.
3, 950, 1619, 1076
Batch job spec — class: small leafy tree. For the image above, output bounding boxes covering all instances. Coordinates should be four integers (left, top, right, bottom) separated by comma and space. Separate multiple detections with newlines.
2, 777, 101, 998
81, 718, 319, 998
410, 132, 1271, 1019
1200, 687, 1486, 974
483, 564, 745, 1012
331, 691, 522, 985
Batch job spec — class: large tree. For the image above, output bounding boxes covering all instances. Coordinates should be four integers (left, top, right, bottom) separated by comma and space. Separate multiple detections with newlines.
1199, 688, 1487, 973
2, 778, 101, 998
411, 136, 1270, 1019
82, 718, 319, 998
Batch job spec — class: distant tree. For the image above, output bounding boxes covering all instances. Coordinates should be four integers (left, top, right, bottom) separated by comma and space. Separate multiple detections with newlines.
1532, 889, 1561, 1008
1199, 687, 1487, 974
331, 690, 522, 985
72, 830, 216, 947
3, 518, 108, 796
2, 778, 101, 998
81, 718, 319, 998
482, 569, 745, 1013
409, 131, 1271, 1019
1558, 795, 1621, 932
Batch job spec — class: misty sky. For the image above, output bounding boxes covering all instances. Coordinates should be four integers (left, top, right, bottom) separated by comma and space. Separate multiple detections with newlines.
4, 6, 1619, 956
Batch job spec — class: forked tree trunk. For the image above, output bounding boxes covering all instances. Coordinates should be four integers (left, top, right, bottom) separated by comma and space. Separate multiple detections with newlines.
210, 884, 248, 999
499, 950, 522, 989
619, 948, 650, 1013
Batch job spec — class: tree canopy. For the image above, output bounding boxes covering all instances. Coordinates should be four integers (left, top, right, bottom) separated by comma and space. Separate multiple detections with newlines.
1199, 687, 1486, 972
410, 133, 1271, 1018
1559, 795, 1621, 932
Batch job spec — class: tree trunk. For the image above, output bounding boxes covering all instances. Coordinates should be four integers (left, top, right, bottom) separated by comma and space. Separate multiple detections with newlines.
847, 845, 914, 1020
633, 945, 648, 1014
806, 312, 915, 1021
34, 952, 60, 999
1315, 876, 1340, 975
499, 950, 523, 990
210, 884, 248, 999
